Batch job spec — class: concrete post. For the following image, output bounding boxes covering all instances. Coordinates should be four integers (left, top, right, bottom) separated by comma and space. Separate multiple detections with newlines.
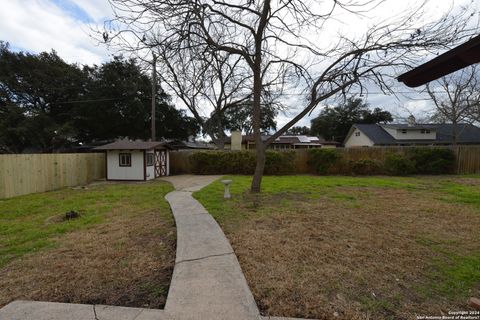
221, 179, 232, 199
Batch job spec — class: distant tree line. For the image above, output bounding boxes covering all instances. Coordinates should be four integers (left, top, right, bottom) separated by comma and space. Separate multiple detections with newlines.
0, 42, 199, 153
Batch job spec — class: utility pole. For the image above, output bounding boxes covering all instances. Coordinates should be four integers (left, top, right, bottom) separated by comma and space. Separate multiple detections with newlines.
151, 53, 157, 141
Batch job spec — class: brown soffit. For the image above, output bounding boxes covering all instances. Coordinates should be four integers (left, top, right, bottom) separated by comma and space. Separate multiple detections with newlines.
397, 34, 480, 87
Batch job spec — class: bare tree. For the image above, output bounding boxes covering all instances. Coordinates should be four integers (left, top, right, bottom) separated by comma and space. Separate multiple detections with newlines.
158, 47, 251, 149
100, 21, 253, 149
105, 0, 478, 192
426, 65, 480, 144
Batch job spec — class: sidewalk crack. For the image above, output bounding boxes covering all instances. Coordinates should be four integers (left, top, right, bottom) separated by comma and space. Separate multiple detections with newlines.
132, 309, 146, 320
176, 252, 234, 265
93, 304, 99, 320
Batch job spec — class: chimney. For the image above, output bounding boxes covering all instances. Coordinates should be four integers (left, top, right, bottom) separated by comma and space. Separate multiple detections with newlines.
230, 131, 242, 150
407, 115, 416, 127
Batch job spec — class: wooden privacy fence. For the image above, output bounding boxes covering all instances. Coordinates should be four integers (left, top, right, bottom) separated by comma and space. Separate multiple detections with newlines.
169, 146, 480, 175
0, 153, 105, 199
455, 146, 480, 174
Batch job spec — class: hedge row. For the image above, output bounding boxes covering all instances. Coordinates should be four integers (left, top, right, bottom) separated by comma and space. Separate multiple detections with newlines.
307, 148, 455, 175
189, 150, 296, 175
188, 148, 456, 176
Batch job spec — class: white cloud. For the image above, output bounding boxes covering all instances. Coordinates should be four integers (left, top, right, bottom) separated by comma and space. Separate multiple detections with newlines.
73, 0, 113, 21
0, 0, 113, 64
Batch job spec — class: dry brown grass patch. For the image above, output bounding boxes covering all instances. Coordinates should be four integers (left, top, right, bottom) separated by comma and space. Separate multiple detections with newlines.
0, 208, 175, 308
224, 187, 480, 320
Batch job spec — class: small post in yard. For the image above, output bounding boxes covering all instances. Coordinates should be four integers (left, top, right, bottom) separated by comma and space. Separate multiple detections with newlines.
221, 179, 232, 199
151, 52, 157, 141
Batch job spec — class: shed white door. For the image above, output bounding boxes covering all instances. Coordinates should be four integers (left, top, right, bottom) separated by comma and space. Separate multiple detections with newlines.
154, 150, 167, 177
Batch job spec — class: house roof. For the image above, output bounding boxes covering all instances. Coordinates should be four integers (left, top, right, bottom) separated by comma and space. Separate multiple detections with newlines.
397, 34, 480, 87
351, 124, 397, 145
381, 124, 437, 130
93, 140, 168, 150
349, 123, 480, 145
165, 140, 214, 150
225, 134, 339, 145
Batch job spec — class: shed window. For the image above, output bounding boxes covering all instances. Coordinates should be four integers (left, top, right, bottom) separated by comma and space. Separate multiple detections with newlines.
119, 153, 131, 167
146, 153, 154, 166
355, 131, 361, 136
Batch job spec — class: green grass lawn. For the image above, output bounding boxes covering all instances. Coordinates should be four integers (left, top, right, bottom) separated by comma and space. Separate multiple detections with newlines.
194, 175, 480, 320
0, 181, 173, 267
195, 175, 420, 221
0, 180, 176, 308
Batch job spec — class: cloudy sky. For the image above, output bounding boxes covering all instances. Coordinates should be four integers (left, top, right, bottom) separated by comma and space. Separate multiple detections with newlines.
0, 0, 476, 130
0, 0, 113, 65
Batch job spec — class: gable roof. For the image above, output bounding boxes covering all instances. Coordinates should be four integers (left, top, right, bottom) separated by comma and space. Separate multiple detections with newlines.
93, 140, 168, 150
349, 123, 480, 145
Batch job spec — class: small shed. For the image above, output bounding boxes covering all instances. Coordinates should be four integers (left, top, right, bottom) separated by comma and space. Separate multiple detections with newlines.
94, 140, 170, 181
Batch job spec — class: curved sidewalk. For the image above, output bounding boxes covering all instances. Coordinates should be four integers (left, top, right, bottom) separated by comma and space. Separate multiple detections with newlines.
161, 175, 261, 320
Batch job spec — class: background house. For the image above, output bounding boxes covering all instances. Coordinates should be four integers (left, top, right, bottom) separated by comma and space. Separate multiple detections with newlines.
94, 140, 170, 181
344, 123, 480, 147
225, 133, 339, 150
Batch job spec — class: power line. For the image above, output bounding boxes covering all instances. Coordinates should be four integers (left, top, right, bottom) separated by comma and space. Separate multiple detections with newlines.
57, 97, 129, 104
277, 91, 436, 96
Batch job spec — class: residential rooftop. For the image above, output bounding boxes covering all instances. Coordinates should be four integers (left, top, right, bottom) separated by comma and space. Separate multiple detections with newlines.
345, 123, 480, 146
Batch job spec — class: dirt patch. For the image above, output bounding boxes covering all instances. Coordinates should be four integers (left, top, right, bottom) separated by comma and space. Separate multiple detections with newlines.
223, 187, 480, 320
0, 208, 175, 309
449, 177, 480, 186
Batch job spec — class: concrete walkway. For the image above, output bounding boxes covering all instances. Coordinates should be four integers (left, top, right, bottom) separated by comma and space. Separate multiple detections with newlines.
161, 175, 261, 320
0, 175, 311, 320
0, 300, 171, 320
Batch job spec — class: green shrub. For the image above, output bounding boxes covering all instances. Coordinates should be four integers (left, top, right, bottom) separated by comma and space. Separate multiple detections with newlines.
350, 159, 383, 175
408, 148, 455, 174
189, 150, 295, 175
384, 153, 416, 176
307, 149, 341, 174
264, 150, 296, 175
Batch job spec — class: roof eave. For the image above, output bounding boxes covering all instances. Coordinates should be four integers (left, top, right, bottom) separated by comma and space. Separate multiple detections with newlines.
397, 35, 480, 87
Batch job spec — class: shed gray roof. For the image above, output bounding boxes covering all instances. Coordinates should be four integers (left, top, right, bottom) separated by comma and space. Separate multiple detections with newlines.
93, 140, 168, 150
351, 123, 480, 145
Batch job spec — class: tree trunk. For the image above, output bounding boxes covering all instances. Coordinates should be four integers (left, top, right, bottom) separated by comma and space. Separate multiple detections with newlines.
205, 126, 226, 150
249, 0, 270, 193
215, 117, 226, 150
452, 120, 458, 146
251, 143, 266, 192
250, 53, 264, 193
215, 134, 226, 150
